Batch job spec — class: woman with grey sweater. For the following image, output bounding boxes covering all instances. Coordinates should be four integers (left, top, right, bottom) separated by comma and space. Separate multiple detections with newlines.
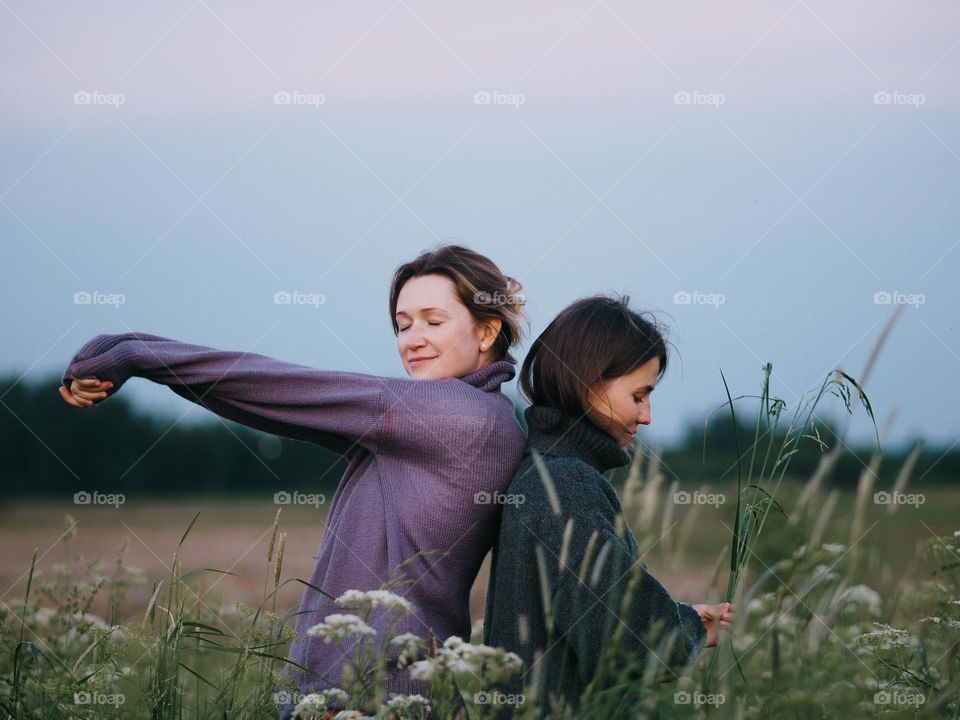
483, 295, 733, 711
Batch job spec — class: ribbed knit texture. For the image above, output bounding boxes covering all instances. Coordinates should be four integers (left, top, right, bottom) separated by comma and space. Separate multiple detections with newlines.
63, 332, 527, 711
483, 405, 706, 708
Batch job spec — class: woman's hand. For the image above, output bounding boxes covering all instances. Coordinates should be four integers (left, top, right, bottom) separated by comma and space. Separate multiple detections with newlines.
59, 377, 114, 408
692, 602, 734, 648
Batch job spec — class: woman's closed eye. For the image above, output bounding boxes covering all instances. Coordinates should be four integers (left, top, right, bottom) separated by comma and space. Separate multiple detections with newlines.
398, 321, 442, 332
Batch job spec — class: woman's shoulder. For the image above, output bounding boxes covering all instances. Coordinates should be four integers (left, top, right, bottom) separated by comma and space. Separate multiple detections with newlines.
510, 452, 614, 508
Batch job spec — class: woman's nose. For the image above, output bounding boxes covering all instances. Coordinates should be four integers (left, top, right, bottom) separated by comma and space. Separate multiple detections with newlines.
638, 405, 652, 425
403, 330, 427, 350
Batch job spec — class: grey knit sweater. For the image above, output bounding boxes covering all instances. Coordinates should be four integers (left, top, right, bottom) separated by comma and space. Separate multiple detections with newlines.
483, 405, 706, 708
62, 332, 527, 707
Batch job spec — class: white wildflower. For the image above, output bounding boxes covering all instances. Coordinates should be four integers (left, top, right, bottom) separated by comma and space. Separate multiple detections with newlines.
921, 616, 960, 630
746, 593, 776, 615
822, 543, 847, 554
856, 623, 911, 650
336, 589, 414, 614
837, 584, 882, 615
390, 632, 425, 667
307, 614, 376, 642
332, 712, 375, 720
30, 607, 57, 626
390, 632, 424, 646
732, 633, 757, 653
387, 693, 431, 713
291, 688, 350, 718
408, 635, 523, 684
811, 564, 839, 583
409, 658, 437, 681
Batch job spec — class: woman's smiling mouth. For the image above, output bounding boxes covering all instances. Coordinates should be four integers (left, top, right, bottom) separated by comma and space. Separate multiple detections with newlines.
409, 356, 437, 366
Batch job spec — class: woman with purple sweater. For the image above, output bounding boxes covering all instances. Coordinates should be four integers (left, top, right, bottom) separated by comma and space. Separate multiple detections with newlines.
59, 245, 528, 712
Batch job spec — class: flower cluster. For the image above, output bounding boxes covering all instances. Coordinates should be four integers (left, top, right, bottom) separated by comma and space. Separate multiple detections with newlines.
335, 589, 415, 615
409, 635, 522, 684
856, 622, 912, 650
386, 693, 431, 714
836, 584, 882, 616
291, 688, 349, 718
306, 614, 376, 643
390, 632, 426, 667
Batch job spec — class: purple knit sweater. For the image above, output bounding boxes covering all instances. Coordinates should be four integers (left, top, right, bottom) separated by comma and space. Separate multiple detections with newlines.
62, 332, 526, 701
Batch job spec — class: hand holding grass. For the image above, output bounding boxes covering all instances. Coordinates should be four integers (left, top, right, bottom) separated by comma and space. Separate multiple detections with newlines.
692, 602, 734, 648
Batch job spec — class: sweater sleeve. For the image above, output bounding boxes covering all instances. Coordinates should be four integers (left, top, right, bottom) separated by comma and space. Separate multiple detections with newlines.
546, 488, 706, 683
61, 332, 397, 455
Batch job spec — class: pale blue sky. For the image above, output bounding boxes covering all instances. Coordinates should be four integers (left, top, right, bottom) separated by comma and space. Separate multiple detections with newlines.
2, 1, 958, 452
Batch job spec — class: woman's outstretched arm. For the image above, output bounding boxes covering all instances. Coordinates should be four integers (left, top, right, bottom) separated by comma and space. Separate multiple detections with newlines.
61, 332, 388, 455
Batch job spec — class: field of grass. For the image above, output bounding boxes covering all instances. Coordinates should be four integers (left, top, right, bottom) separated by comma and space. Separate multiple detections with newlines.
0, 477, 957, 626
2, 463, 958, 718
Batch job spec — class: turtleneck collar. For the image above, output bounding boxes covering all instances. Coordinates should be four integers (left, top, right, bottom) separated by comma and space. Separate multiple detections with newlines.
457, 359, 516, 393
523, 405, 631, 473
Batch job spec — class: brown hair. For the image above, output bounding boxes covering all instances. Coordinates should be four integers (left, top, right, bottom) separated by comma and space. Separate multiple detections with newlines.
519, 295, 669, 424
388, 244, 527, 363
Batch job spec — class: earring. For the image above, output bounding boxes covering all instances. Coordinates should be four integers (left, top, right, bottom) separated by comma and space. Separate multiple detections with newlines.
480, 343, 487, 351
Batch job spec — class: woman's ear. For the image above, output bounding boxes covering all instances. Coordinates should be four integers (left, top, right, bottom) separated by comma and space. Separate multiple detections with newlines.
479, 318, 503, 350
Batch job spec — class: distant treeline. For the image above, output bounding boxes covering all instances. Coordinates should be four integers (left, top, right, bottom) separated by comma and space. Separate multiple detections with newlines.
2, 374, 956, 498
